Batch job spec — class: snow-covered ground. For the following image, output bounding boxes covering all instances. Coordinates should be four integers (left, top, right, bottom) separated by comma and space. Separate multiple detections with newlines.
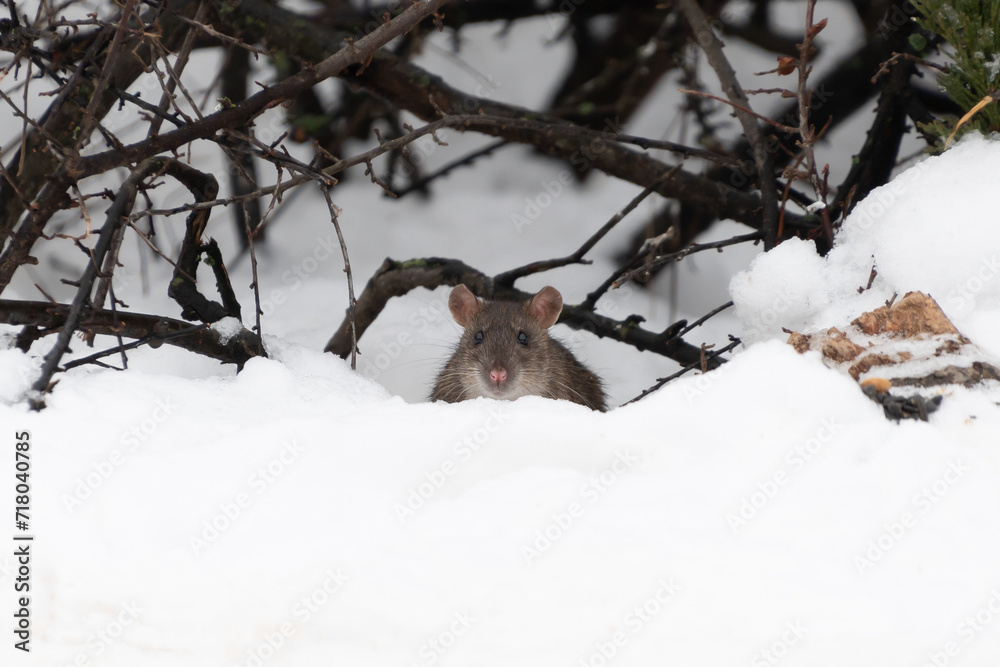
3, 6, 1000, 667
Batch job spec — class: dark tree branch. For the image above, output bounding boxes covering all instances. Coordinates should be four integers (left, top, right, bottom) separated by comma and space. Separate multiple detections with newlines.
789, 2, 834, 245
677, 0, 780, 250
0, 0, 200, 241
0, 180, 73, 293
202, 239, 242, 321
324, 258, 726, 372
675, 300, 734, 338
392, 139, 508, 199
623, 337, 741, 406
61, 324, 206, 371
832, 7, 918, 221
324, 257, 491, 357
700, 28, 899, 254
495, 173, 671, 288
85, 200, 129, 346
617, 232, 765, 286
548, 2, 686, 131
71, 0, 453, 180
221, 44, 264, 249
321, 185, 358, 370
0, 299, 265, 368
72, 0, 139, 153
0, 0, 452, 296
721, 9, 804, 57
314, 0, 655, 34
209, 0, 811, 238
28, 159, 164, 402
163, 161, 233, 323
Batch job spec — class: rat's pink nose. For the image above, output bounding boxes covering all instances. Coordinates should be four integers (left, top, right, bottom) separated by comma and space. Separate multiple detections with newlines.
489, 368, 507, 385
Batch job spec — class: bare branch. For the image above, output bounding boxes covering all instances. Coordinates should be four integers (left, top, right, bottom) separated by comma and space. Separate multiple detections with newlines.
28, 158, 163, 402
616, 232, 765, 286
321, 186, 358, 369
676, 0, 781, 249
495, 169, 678, 287
74, 0, 454, 178
324, 258, 725, 371
0, 299, 264, 370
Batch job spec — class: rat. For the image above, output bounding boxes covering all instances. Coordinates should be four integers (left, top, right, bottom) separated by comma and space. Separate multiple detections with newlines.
430, 284, 607, 411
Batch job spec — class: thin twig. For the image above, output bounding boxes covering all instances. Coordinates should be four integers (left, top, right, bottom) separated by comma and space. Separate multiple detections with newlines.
244, 207, 263, 338
674, 301, 734, 339
321, 185, 358, 369
393, 139, 508, 198
616, 232, 764, 286
29, 158, 161, 404
125, 219, 195, 281
872, 52, 948, 83
74, 0, 139, 152
679, 88, 796, 133
495, 169, 678, 287
61, 324, 208, 371
0, 299, 262, 367
175, 14, 270, 56
676, 0, 781, 249
108, 281, 128, 369
793, 1, 833, 245
622, 337, 741, 406
147, 0, 208, 136
74, 0, 457, 178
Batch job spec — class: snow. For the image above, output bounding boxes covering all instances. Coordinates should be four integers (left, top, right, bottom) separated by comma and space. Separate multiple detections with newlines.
4, 333, 1000, 666
210, 317, 246, 346
3, 10, 1000, 667
731, 133, 1000, 358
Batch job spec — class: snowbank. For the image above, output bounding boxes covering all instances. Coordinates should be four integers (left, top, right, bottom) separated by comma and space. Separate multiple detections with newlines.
4, 1, 1000, 659
732, 133, 1000, 359
4, 332, 1000, 667
4, 134, 1000, 667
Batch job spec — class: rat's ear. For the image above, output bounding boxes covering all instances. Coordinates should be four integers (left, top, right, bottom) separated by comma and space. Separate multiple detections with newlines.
528, 286, 563, 329
449, 284, 482, 327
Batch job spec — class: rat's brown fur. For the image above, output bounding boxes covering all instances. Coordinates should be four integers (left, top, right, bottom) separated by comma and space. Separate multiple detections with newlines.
430, 285, 607, 411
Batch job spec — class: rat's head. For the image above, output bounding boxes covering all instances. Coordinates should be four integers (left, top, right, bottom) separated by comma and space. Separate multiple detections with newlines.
447, 284, 563, 400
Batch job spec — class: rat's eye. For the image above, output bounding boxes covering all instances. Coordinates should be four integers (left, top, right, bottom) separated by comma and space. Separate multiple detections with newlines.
473, 331, 484, 345
517, 331, 528, 346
